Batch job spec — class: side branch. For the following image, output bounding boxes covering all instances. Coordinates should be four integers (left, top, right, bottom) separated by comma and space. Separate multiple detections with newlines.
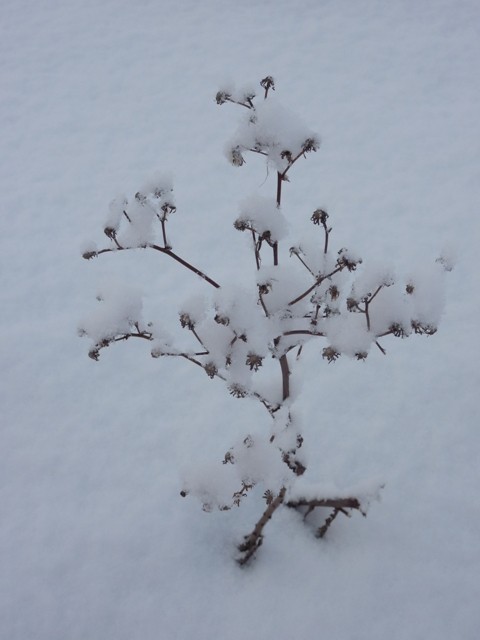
282, 329, 325, 338
150, 244, 221, 288
86, 244, 221, 289
88, 328, 153, 361
286, 496, 365, 539
286, 497, 362, 511
288, 266, 343, 306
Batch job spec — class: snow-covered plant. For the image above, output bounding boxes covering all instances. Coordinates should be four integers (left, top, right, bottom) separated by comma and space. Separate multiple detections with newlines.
80, 76, 451, 564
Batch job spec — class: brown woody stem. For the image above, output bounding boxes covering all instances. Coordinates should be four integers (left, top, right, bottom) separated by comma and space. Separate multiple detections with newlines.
94, 244, 220, 289
237, 487, 287, 565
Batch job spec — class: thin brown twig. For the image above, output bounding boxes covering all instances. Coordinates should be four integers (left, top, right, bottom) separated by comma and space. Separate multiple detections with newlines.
93, 244, 221, 289
288, 266, 343, 306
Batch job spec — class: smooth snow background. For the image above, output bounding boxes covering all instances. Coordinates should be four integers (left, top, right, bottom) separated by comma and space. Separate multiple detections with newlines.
1, 1, 479, 638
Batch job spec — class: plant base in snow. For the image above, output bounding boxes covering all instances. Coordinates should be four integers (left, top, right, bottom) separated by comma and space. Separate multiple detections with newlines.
237, 488, 366, 566
81, 76, 450, 564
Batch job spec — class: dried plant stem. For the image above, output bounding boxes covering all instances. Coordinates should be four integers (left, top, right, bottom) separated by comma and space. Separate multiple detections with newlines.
364, 285, 383, 332
94, 244, 220, 289
288, 266, 343, 306
292, 252, 316, 276
287, 496, 364, 539
286, 497, 362, 511
237, 487, 287, 565
279, 354, 290, 401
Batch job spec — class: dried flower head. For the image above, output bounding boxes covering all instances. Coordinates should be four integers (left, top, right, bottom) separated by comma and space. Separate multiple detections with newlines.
302, 137, 320, 154
230, 146, 245, 167
179, 312, 195, 330
328, 285, 340, 300
233, 217, 250, 232
411, 320, 437, 336
322, 346, 340, 363
260, 75, 275, 96
229, 383, 248, 399
214, 312, 230, 326
389, 322, 408, 338
82, 250, 98, 260
355, 351, 368, 361
246, 353, 263, 372
204, 361, 218, 379
103, 226, 117, 240
215, 90, 231, 105
311, 208, 329, 225
337, 248, 362, 272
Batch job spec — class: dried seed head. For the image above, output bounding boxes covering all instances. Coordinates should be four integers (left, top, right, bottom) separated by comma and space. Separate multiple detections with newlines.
302, 137, 320, 153
260, 75, 275, 95
328, 284, 340, 300
230, 146, 245, 167
322, 346, 340, 363
161, 202, 176, 218
223, 450, 235, 465
103, 226, 117, 239
204, 362, 218, 379
347, 297, 358, 311
82, 250, 98, 260
229, 383, 248, 399
311, 208, 329, 225
337, 248, 362, 272
214, 312, 230, 326
323, 305, 339, 318
389, 322, 408, 338
411, 320, 437, 336
246, 353, 263, 371
260, 76, 275, 89
215, 90, 231, 105
355, 351, 368, 361
233, 217, 250, 231
258, 282, 272, 295
179, 312, 195, 330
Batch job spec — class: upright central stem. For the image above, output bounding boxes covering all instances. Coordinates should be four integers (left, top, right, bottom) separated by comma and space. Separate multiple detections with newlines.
273, 171, 284, 266
280, 353, 290, 401
276, 171, 282, 207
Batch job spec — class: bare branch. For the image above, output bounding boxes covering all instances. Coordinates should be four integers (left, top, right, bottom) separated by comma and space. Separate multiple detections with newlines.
237, 487, 286, 565
288, 266, 343, 306
286, 496, 362, 511
86, 244, 220, 289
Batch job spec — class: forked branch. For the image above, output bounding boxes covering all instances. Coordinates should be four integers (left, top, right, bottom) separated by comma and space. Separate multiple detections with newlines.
237, 487, 287, 565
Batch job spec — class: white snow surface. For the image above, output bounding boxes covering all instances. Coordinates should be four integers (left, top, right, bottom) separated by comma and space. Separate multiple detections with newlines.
1, 1, 480, 639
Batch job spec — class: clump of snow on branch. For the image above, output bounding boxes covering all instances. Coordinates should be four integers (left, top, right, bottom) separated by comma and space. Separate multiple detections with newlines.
78, 281, 149, 360
235, 195, 288, 242
225, 97, 319, 173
